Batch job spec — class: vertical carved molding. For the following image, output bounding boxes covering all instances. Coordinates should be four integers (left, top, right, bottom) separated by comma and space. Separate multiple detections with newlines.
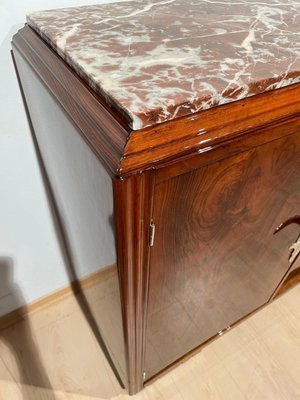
113, 171, 154, 394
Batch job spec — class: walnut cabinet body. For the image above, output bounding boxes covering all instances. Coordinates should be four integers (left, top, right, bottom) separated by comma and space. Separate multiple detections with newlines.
12, 26, 300, 394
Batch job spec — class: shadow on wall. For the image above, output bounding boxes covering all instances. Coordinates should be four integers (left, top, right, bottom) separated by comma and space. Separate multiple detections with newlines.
11, 48, 124, 389
0, 257, 56, 400
0, 25, 56, 399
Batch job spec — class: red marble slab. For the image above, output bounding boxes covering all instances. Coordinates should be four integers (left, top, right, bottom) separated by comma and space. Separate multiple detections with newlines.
27, 0, 300, 130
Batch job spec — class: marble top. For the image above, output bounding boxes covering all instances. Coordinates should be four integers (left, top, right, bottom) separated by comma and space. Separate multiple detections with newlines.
27, 0, 300, 130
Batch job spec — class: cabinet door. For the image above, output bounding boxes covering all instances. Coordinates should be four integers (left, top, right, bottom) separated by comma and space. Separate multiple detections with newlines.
145, 133, 300, 379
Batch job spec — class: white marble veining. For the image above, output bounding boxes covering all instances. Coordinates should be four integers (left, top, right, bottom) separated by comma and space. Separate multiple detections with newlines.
27, 0, 300, 130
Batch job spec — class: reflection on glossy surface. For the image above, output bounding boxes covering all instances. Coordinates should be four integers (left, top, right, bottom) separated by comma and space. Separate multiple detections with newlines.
274, 215, 300, 264
14, 51, 127, 387
76, 265, 127, 384
145, 134, 300, 379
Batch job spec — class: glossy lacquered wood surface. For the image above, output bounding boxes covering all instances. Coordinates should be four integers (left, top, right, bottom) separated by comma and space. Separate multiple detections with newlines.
12, 23, 300, 395
12, 26, 130, 175
145, 132, 300, 379
13, 46, 129, 387
122, 84, 300, 175
113, 172, 154, 393
12, 26, 300, 177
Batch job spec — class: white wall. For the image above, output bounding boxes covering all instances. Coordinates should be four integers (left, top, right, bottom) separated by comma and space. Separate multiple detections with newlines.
0, 0, 121, 316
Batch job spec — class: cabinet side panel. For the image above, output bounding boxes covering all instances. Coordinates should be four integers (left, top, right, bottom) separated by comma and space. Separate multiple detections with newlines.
146, 132, 300, 378
14, 49, 127, 386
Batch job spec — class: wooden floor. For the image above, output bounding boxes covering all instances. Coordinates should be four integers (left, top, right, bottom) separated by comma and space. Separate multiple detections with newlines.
1, 280, 300, 400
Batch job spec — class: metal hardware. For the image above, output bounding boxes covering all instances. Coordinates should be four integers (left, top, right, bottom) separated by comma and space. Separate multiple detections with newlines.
218, 326, 231, 336
143, 371, 146, 381
149, 223, 155, 247
289, 239, 300, 264
274, 215, 300, 264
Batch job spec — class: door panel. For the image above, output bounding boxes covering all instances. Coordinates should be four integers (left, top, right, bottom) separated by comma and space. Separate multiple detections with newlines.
145, 133, 300, 378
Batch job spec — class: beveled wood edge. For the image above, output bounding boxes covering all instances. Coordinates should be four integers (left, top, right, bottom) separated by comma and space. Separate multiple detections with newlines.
155, 116, 300, 183
12, 25, 130, 176
113, 172, 155, 394
121, 84, 300, 174
12, 25, 300, 178
0, 264, 117, 332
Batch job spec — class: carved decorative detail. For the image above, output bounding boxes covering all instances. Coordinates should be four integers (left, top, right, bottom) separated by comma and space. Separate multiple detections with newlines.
274, 216, 300, 264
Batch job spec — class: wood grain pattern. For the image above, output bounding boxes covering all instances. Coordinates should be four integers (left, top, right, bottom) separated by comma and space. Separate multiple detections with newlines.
155, 116, 300, 183
145, 132, 300, 379
12, 26, 130, 175
113, 172, 154, 393
121, 84, 300, 175
11, 23, 300, 395
11, 26, 300, 177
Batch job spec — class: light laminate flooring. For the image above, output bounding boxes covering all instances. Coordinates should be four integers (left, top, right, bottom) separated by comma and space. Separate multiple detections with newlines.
1, 281, 300, 400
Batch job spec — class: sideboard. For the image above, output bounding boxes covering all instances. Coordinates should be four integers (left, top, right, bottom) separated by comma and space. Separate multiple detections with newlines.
12, 0, 300, 394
